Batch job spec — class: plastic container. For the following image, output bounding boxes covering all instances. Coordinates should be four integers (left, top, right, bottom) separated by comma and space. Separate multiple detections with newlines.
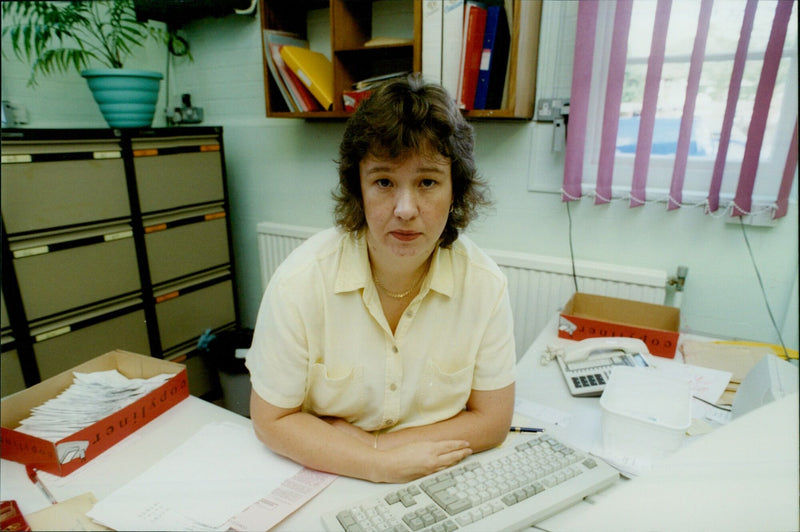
600, 366, 691, 460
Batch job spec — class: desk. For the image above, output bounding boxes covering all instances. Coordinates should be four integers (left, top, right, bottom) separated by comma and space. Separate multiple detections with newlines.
517, 316, 799, 532
2, 317, 798, 531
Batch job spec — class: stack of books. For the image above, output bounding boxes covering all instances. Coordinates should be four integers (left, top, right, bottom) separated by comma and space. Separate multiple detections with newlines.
262, 30, 333, 112
343, 71, 410, 112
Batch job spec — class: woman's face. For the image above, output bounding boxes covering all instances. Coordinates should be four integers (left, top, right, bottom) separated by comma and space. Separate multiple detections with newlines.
359, 150, 453, 262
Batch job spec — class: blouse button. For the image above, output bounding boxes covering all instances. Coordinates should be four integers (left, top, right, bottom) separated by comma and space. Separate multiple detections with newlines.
390, 383, 398, 391
392, 346, 399, 354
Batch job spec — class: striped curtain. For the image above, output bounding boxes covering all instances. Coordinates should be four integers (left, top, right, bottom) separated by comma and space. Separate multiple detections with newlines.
563, 0, 798, 220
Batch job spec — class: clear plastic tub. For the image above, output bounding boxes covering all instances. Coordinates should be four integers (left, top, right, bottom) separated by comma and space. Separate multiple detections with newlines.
600, 366, 691, 460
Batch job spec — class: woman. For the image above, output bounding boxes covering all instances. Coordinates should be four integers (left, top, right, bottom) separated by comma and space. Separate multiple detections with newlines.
246, 75, 516, 483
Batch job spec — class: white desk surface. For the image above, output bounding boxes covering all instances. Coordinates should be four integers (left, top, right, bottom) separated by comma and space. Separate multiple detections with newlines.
519, 317, 799, 532
1, 316, 798, 531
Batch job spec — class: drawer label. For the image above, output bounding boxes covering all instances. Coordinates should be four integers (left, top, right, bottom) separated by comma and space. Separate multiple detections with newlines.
93, 151, 122, 159
35, 326, 72, 342
1, 154, 33, 164
13, 246, 49, 258
104, 230, 133, 241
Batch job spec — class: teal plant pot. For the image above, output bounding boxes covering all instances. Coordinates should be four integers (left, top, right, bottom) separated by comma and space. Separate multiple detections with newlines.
81, 69, 163, 128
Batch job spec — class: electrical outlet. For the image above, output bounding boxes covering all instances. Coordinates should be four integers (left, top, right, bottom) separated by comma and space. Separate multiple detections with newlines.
168, 105, 204, 125
536, 98, 569, 122
180, 106, 204, 124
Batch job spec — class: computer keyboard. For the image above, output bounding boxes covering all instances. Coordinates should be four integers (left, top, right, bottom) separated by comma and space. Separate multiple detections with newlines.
321, 433, 619, 532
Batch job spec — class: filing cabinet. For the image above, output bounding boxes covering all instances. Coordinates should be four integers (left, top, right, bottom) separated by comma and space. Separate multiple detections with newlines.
144, 207, 230, 286
31, 304, 151, 380
1, 128, 239, 397
11, 229, 140, 321
0, 139, 128, 234
155, 276, 236, 353
133, 136, 224, 214
1, 293, 25, 397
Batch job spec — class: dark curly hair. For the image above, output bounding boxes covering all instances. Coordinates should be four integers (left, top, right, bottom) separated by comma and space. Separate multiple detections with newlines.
333, 74, 491, 248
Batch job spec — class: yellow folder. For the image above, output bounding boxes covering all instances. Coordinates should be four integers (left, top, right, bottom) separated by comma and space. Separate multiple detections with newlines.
279, 46, 334, 111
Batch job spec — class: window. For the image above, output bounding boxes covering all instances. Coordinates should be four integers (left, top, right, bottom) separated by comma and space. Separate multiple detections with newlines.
564, 0, 798, 219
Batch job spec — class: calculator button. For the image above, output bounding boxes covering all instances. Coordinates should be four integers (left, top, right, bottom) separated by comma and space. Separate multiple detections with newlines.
572, 377, 582, 388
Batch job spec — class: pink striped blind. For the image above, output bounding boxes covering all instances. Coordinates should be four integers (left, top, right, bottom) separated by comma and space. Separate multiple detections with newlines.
775, 120, 798, 218
596, 0, 633, 205
562, 0, 599, 202
668, 0, 713, 211
731, 0, 794, 216
630, 0, 672, 207
564, 0, 798, 220
707, 0, 758, 213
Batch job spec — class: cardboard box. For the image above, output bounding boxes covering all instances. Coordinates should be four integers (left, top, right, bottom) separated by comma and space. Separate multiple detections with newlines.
1, 350, 188, 477
559, 293, 680, 358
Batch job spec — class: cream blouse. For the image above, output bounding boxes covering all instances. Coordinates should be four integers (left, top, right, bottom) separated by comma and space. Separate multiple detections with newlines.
246, 227, 516, 433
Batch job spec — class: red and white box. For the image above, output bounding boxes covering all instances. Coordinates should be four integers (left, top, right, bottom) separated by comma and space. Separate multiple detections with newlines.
1, 350, 189, 477
559, 293, 681, 358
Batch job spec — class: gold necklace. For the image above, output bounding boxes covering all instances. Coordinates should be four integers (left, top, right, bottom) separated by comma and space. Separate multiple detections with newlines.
373, 269, 426, 299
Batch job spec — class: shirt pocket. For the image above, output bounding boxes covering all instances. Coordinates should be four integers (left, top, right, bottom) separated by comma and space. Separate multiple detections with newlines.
304, 363, 365, 422
415, 359, 473, 417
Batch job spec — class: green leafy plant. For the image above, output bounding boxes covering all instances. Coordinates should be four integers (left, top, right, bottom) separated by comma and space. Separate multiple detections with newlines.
2, 0, 186, 86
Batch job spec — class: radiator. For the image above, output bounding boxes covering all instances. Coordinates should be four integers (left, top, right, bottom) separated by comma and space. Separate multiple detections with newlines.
256, 222, 668, 358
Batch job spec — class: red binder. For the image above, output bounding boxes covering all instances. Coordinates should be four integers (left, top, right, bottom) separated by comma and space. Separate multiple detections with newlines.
458, 2, 487, 110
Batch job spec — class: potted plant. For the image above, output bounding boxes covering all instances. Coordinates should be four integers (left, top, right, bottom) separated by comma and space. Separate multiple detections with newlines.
2, 0, 188, 128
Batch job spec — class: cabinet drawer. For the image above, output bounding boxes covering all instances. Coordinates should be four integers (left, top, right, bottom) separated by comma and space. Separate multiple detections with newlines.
156, 279, 236, 351
1, 158, 129, 234
32, 308, 150, 381
14, 236, 140, 321
1, 346, 25, 397
134, 151, 224, 213
145, 215, 230, 285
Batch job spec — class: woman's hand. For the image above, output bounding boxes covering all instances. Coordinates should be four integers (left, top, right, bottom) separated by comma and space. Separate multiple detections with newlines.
322, 417, 472, 483
251, 390, 499, 484
373, 440, 472, 484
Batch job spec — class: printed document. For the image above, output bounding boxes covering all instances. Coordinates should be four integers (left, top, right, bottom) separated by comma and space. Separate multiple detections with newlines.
87, 421, 306, 530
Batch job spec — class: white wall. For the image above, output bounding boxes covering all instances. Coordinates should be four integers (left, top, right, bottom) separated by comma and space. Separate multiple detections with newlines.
2, 3, 797, 351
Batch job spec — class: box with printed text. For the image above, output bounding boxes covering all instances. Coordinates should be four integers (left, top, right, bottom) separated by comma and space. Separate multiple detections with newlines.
558, 293, 681, 358
0, 350, 188, 477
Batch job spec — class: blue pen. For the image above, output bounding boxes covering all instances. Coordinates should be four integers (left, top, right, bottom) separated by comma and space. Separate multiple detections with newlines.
509, 426, 544, 433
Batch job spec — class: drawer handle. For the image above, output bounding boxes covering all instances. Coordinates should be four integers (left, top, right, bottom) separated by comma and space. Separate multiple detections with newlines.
156, 291, 180, 303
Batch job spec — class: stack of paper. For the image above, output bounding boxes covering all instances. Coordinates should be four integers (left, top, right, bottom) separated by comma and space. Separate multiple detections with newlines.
262, 30, 323, 112
680, 340, 774, 405
86, 422, 315, 531
16, 370, 172, 442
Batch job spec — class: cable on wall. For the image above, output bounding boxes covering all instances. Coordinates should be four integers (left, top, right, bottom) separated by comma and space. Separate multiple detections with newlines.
738, 217, 788, 358
565, 200, 579, 293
